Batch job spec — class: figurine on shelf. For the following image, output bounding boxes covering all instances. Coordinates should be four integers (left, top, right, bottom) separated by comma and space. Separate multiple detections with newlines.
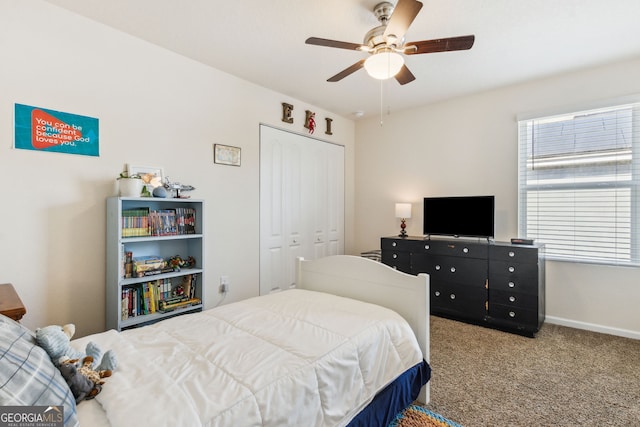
163, 176, 195, 198
169, 255, 196, 271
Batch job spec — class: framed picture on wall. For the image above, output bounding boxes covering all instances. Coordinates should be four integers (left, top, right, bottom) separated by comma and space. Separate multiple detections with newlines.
213, 144, 241, 166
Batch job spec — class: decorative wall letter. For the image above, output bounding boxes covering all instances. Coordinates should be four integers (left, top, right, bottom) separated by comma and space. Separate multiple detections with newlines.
281, 103, 294, 124
325, 118, 333, 135
304, 110, 316, 134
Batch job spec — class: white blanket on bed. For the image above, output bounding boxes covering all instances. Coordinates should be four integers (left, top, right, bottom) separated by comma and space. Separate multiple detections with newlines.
71, 289, 423, 427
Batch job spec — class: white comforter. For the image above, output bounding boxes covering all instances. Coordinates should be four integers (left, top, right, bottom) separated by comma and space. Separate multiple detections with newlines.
71, 289, 423, 427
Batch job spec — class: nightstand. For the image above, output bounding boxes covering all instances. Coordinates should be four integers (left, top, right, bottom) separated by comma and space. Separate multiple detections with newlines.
0, 283, 26, 321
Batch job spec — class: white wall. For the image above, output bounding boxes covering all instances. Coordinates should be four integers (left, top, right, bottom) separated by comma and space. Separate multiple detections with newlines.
0, 0, 355, 337
354, 58, 640, 338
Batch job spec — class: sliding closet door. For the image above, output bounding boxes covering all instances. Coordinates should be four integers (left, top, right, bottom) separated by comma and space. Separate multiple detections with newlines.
260, 125, 344, 295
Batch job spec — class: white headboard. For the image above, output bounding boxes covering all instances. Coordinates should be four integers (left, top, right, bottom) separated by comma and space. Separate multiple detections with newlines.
295, 255, 430, 403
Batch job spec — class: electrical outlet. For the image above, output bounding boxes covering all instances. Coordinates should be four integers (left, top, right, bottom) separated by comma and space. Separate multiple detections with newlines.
219, 275, 229, 293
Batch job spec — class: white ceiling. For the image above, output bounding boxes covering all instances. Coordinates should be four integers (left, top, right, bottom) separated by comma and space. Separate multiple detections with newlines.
43, 0, 640, 119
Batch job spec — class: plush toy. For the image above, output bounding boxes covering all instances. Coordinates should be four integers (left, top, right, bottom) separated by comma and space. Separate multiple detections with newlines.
58, 356, 111, 403
35, 324, 117, 372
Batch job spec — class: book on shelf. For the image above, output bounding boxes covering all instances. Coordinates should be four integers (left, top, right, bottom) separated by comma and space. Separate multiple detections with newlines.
133, 255, 166, 275
120, 276, 199, 320
158, 298, 201, 312
174, 207, 197, 234
140, 267, 176, 277
121, 207, 196, 237
121, 207, 151, 237
149, 209, 178, 236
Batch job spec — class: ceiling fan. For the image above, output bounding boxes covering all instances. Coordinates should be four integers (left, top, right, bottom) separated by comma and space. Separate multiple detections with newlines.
305, 0, 475, 85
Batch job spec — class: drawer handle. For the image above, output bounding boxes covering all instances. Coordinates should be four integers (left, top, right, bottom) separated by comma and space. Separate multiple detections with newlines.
463, 247, 469, 253
450, 294, 456, 300
424, 244, 430, 250
509, 296, 516, 302
392, 242, 397, 247
509, 311, 516, 318
435, 265, 441, 271
450, 267, 456, 273
508, 281, 515, 288
509, 251, 515, 257
508, 266, 515, 273
434, 291, 440, 297
393, 254, 398, 259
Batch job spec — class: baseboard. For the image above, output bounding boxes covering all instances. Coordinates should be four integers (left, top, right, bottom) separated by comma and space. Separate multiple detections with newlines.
545, 316, 640, 340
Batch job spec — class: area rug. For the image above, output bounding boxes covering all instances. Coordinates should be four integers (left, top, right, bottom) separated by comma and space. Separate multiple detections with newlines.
388, 404, 463, 427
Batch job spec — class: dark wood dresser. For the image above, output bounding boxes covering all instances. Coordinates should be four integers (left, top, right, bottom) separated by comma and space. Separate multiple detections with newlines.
381, 236, 545, 336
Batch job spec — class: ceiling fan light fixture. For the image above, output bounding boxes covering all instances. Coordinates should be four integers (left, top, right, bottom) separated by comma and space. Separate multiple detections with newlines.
364, 51, 404, 80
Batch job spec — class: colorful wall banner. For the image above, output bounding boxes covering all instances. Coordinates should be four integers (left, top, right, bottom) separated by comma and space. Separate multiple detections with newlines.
14, 103, 99, 157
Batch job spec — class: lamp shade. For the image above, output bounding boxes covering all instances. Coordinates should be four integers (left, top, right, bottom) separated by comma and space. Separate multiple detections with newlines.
395, 203, 412, 219
364, 51, 404, 80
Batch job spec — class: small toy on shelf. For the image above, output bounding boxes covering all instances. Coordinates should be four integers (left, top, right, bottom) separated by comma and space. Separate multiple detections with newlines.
169, 255, 196, 270
163, 176, 195, 198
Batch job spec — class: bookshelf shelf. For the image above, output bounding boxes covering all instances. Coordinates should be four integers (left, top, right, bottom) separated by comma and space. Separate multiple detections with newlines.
118, 303, 203, 330
106, 197, 205, 331
121, 234, 204, 243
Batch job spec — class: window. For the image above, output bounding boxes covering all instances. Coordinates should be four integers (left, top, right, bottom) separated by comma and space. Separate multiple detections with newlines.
518, 101, 640, 265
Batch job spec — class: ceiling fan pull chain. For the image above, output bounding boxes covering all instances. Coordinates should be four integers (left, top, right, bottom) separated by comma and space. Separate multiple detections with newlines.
380, 79, 384, 126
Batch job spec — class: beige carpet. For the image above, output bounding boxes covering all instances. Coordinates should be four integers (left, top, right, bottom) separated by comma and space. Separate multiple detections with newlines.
423, 316, 640, 426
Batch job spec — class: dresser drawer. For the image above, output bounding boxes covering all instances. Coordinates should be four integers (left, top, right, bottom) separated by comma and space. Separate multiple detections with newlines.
490, 260, 538, 282
489, 289, 538, 309
431, 281, 487, 320
490, 245, 538, 264
488, 303, 538, 326
422, 240, 488, 259
381, 251, 411, 273
489, 273, 538, 294
381, 238, 425, 252
413, 254, 487, 286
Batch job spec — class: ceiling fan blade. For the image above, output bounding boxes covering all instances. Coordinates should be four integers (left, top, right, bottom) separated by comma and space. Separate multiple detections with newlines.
395, 65, 416, 85
405, 35, 475, 55
383, 0, 423, 41
327, 60, 366, 82
305, 37, 364, 51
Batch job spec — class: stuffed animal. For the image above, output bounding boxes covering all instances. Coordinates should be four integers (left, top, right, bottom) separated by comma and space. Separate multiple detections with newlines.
58, 356, 110, 403
35, 324, 117, 372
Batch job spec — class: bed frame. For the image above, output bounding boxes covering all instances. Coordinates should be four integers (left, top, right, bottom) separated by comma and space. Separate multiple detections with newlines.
295, 255, 430, 403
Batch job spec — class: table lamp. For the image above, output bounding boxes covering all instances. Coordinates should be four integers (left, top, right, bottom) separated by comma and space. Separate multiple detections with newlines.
395, 203, 412, 238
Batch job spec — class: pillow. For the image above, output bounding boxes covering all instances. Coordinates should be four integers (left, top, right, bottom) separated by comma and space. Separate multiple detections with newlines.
0, 314, 79, 427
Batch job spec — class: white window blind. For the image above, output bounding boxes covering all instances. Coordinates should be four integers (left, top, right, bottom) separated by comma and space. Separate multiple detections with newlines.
518, 102, 640, 265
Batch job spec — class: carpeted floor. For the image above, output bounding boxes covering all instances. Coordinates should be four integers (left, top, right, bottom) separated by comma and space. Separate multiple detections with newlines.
422, 316, 640, 426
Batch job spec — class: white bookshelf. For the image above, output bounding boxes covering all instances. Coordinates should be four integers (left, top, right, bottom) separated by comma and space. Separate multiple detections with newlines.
106, 197, 205, 331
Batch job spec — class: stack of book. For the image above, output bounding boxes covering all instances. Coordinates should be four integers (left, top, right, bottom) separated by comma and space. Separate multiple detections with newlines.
121, 208, 151, 237
121, 208, 197, 237
121, 277, 200, 319
158, 297, 201, 312
149, 209, 178, 236
133, 255, 171, 277
175, 208, 197, 234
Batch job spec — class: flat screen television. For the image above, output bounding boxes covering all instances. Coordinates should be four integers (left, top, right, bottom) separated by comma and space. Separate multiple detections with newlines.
423, 196, 495, 238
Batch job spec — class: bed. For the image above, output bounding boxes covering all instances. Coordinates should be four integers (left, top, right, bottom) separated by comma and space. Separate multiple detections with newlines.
0, 255, 430, 427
